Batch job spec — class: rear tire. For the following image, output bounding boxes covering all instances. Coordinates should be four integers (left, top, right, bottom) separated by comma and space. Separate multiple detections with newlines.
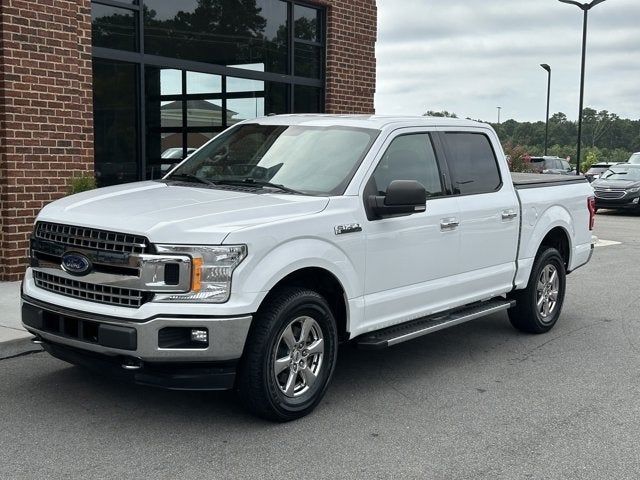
508, 247, 566, 334
237, 288, 338, 422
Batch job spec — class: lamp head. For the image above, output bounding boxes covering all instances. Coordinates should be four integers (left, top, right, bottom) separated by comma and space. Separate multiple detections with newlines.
540, 64, 551, 72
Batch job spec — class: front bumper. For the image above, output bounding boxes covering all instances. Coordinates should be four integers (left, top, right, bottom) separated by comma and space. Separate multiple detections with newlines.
595, 194, 640, 210
41, 341, 238, 391
22, 295, 252, 390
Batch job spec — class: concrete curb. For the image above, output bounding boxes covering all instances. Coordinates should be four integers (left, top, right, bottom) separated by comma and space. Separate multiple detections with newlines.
0, 328, 42, 360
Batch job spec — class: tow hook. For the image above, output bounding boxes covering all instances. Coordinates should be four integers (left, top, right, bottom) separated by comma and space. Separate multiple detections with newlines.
121, 358, 143, 371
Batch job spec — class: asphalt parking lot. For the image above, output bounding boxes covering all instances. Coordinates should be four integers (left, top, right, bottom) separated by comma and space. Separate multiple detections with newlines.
1, 211, 639, 480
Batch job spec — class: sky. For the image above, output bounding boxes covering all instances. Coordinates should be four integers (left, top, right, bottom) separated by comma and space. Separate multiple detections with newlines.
375, 0, 640, 122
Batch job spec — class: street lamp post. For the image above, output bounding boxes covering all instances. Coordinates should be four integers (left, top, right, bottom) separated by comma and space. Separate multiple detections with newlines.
558, 0, 608, 175
540, 64, 551, 156
497, 106, 502, 125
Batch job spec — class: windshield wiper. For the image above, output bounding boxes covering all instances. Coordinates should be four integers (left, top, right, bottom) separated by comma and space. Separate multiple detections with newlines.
216, 178, 305, 195
168, 174, 216, 186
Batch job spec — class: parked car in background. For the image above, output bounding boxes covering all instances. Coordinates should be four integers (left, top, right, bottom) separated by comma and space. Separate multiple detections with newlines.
529, 156, 573, 175
628, 152, 640, 164
585, 162, 618, 183
592, 164, 640, 212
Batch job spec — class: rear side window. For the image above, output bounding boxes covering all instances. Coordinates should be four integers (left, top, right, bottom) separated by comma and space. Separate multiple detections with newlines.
444, 133, 501, 195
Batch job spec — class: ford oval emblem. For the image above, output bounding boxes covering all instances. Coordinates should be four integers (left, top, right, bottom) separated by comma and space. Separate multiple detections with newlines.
61, 252, 92, 276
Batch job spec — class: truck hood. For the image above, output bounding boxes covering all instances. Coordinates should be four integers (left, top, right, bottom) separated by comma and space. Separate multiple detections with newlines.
38, 181, 330, 244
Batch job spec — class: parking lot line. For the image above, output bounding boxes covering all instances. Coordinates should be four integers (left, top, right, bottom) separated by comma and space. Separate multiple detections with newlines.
594, 239, 622, 248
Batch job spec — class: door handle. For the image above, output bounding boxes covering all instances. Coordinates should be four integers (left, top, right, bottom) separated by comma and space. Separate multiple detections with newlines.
502, 210, 518, 221
440, 218, 460, 231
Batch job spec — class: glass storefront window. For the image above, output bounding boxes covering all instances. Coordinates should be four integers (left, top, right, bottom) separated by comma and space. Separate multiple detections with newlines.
227, 98, 265, 125
294, 85, 322, 113
144, 0, 288, 74
294, 5, 321, 42
227, 77, 265, 94
187, 100, 224, 127
161, 101, 183, 128
92, 4, 137, 52
93, 59, 139, 187
160, 69, 182, 95
93, 0, 325, 185
294, 44, 322, 78
187, 72, 222, 94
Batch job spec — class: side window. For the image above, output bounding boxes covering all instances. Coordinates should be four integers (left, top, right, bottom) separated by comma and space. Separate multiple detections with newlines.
371, 133, 443, 197
444, 133, 501, 195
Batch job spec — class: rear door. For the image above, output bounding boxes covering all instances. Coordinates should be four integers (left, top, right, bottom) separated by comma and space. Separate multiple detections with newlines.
438, 130, 519, 300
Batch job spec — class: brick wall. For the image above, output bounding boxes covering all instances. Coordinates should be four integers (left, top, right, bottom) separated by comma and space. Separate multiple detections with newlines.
0, 0, 94, 281
322, 0, 377, 114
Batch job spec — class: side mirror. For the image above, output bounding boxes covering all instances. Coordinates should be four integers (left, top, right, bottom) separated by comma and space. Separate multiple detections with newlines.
369, 180, 427, 219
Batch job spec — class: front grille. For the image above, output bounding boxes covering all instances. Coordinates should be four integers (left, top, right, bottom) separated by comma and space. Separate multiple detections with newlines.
34, 271, 147, 308
35, 222, 148, 254
594, 189, 626, 200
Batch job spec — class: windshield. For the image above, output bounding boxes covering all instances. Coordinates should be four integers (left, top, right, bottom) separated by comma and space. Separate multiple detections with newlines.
629, 153, 640, 164
166, 124, 380, 195
601, 167, 640, 181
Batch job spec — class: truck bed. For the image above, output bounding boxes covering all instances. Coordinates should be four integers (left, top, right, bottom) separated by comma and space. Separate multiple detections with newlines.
511, 172, 588, 189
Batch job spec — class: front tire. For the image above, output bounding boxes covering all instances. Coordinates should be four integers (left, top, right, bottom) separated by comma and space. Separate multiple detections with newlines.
508, 247, 566, 334
237, 288, 338, 422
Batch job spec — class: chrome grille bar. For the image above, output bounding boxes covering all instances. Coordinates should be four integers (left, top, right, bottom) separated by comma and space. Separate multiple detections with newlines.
35, 222, 148, 254
34, 271, 146, 308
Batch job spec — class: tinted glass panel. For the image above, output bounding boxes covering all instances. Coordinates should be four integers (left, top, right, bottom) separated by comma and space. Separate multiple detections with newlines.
373, 134, 442, 196
228, 98, 265, 125
160, 101, 183, 128
187, 100, 224, 127
160, 69, 182, 95
294, 44, 322, 78
228, 77, 265, 93
144, 0, 288, 74
187, 72, 222, 94
93, 59, 139, 187
294, 85, 322, 113
294, 5, 321, 42
444, 133, 501, 195
92, 4, 137, 51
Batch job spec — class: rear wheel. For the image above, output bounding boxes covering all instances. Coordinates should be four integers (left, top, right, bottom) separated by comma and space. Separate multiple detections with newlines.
508, 247, 566, 334
237, 288, 338, 422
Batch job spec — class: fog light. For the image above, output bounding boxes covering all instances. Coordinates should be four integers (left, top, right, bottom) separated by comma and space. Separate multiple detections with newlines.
190, 328, 208, 343
633, 198, 639, 204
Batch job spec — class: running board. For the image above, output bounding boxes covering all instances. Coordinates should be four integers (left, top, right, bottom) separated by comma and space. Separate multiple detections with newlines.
356, 299, 515, 350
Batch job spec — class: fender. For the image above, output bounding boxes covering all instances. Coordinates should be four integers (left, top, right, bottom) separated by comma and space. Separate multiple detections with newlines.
235, 237, 362, 300
514, 204, 574, 290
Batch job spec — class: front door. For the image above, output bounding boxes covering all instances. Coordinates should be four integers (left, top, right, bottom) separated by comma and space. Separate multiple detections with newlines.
361, 130, 461, 333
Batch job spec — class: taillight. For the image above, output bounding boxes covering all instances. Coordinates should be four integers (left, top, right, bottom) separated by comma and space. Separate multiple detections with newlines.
587, 196, 596, 231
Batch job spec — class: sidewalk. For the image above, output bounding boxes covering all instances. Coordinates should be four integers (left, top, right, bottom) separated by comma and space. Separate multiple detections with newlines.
0, 281, 41, 359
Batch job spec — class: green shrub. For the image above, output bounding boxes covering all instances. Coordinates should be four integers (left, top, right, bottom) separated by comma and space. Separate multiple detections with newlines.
68, 175, 96, 195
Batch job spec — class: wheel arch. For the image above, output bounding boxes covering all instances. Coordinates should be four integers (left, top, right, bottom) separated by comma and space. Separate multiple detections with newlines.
257, 267, 350, 342
515, 205, 575, 290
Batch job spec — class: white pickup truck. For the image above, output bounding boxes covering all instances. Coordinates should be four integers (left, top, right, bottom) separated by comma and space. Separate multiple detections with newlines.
22, 115, 596, 421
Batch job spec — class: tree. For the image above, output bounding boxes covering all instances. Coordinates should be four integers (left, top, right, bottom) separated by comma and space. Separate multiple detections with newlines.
424, 110, 458, 118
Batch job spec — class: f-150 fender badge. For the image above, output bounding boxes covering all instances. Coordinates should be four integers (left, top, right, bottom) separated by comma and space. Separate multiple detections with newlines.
335, 223, 362, 235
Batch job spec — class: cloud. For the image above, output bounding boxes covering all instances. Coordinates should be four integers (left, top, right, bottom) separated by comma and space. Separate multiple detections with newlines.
375, 0, 640, 122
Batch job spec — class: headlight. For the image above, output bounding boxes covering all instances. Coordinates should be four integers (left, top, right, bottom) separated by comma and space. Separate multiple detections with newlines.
153, 245, 247, 303
628, 187, 640, 193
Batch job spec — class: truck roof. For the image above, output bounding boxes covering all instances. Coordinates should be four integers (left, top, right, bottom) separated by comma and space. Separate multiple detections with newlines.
251, 114, 489, 130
